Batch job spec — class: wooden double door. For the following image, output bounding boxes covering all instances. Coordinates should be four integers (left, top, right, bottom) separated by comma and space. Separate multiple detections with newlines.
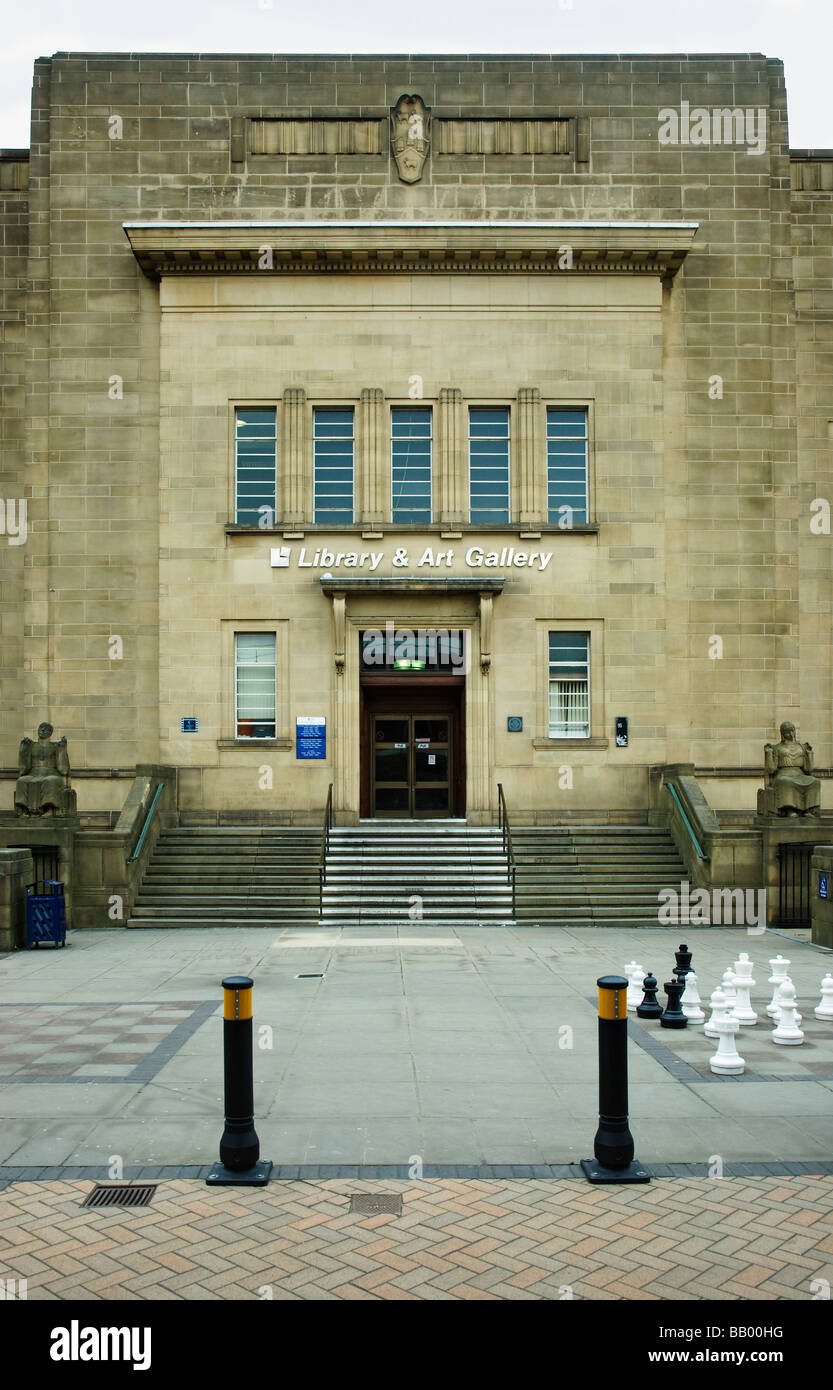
360, 681, 464, 819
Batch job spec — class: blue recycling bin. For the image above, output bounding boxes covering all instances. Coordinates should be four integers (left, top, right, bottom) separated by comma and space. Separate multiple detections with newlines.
25, 880, 67, 948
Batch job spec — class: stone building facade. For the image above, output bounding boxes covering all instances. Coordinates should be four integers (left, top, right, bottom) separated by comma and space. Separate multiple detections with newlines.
0, 51, 831, 829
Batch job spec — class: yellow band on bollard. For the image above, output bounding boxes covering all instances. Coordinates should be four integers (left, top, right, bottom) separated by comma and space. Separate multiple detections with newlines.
223, 985, 253, 1020
598, 986, 627, 1020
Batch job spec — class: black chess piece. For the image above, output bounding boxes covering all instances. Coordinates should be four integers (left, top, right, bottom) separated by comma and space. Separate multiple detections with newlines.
661, 977, 688, 1028
674, 943, 693, 983
636, 972, 663, 1019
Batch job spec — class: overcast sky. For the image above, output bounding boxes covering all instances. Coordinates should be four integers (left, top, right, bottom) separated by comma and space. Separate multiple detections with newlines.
1, 0, 829, 149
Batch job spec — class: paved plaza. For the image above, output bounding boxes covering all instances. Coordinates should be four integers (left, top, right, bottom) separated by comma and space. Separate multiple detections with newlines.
1, 924, 832, 1168
1, 924, 832, 1301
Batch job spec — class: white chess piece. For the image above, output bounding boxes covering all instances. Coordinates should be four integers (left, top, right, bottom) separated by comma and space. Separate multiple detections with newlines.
681, 970, 705, 1023
704, 986, 724, 1038
771, 980, 804, 1046
767, 955, 790, 1017
721, 967, 737, 1005
625, 961, 645, 1012
709, 988, 745, 1074
814, 973, 833, 1021
730, 952, 757, 1025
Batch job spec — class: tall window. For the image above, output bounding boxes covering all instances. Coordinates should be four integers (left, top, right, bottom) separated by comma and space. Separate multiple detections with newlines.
391, 407, 432, 523
314, 408, 354, 524
235, 633, 276, 738
547, 408, 588, 525
469, 407, 510, 524
235, 408, 277, 524
548, 633, 590, 737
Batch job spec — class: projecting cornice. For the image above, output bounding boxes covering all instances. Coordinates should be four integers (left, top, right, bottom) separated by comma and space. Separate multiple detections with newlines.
122, 219, 698, 280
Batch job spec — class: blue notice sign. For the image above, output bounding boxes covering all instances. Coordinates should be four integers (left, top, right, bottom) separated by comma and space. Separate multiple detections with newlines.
296, 716, 326, 760
819, 874, 829, 900
181, 717, 198, 733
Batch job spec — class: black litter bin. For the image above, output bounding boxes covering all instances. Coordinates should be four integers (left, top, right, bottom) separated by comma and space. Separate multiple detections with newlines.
25, 880, 67, 948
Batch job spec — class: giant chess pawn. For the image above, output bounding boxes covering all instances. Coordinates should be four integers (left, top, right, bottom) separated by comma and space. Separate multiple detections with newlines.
704, 985, 724, 1038
674, 942, 693, 983
625, 961, 645, 1012
661, 978, 688, 1029
766, 955, 790, 1018
721, 967, 737, 1006
814, 973, 833, 1021
681, 970, 705, 1023
636, 971, 663, 1019
771, 980, 804, 1046
708, 989, 745, 1075
730, 952, 757, 1026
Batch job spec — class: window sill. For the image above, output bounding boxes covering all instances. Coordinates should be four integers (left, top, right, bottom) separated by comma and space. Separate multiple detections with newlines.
217, 738, 292, 749
225, 523, 600, 536
533, 737, 609, 750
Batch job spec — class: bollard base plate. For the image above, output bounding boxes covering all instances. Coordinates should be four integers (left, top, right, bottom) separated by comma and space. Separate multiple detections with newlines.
206, 1159, 273, 1187
580, 1158, 651, 1184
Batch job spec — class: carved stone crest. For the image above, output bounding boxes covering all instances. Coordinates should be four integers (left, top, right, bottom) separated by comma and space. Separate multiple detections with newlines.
391, 95, 430, 183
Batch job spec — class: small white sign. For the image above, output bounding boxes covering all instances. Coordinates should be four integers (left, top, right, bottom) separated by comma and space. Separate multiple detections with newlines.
428, 754, 436, 765
271, 547, 291, 568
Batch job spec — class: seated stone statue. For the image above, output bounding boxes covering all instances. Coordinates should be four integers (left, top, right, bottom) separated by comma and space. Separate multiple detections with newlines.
757, 721, 821, 817
14, 722, 77, 817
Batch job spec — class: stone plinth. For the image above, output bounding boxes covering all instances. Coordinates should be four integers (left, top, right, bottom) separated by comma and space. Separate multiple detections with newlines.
0, 848, 35, 950
811, 845, 833, 948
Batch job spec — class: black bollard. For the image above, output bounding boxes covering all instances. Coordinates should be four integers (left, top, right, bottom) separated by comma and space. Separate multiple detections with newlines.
661, 977, 688, 1029
636, 971, 663, 1019
674, 942, 693, 983
581, 976, 650, 1184
206, 975, 273, 1187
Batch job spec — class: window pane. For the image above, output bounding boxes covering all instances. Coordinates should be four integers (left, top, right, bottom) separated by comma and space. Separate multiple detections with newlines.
392, 407, 431, 523
236, 632, 276, 737
547, 407, 588, 525
548, 632, 589, 737
314, 408, 354, 523
469, 407, 509, 524
236, 408, 276, 524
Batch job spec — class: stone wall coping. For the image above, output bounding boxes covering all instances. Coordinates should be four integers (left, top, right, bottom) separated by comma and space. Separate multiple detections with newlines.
124, 220, 698, 280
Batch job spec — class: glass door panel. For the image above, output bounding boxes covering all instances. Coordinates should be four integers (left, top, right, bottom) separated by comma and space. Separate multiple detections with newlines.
371, 713, 452, 817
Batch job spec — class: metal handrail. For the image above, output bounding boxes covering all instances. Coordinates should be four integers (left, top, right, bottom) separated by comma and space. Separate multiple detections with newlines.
497, 782, 516, 917
666, 781, 709, 861
319, 783, 334, 917
127, 782, 165, 864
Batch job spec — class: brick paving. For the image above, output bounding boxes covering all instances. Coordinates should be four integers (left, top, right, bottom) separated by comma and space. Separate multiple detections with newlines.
1, 1175, 831, 1301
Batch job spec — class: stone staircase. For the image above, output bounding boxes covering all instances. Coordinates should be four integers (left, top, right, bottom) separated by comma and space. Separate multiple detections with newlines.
512, 825, 688, 926
128, 827, 320, 927
127, 820, 687, 930
320, 822, 514, 926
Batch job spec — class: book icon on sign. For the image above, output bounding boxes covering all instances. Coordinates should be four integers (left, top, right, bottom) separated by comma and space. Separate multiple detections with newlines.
270, 547, 291, 568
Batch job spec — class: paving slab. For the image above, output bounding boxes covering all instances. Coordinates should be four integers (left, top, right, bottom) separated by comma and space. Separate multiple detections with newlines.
0, 1175, 830, 1302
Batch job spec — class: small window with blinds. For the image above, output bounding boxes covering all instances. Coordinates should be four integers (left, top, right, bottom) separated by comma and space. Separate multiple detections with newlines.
547, 408, 588, 525
391, 407, 432, 523
469, 407, 510, 524
235, 408, 277, 524
548, 632, 590, 738
314, 408, 354, 524
235, 632, 276, 739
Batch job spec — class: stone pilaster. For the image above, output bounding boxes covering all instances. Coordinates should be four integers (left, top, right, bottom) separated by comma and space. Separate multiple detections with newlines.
281, 387, 307, 524
358, 387, 385, 525
437, 387, 465, 524
516, 386, 543, 524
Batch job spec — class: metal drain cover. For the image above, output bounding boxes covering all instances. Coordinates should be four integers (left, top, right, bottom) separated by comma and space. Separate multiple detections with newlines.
82, 1183, 157, 1209
350, 1193, 402, 1216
